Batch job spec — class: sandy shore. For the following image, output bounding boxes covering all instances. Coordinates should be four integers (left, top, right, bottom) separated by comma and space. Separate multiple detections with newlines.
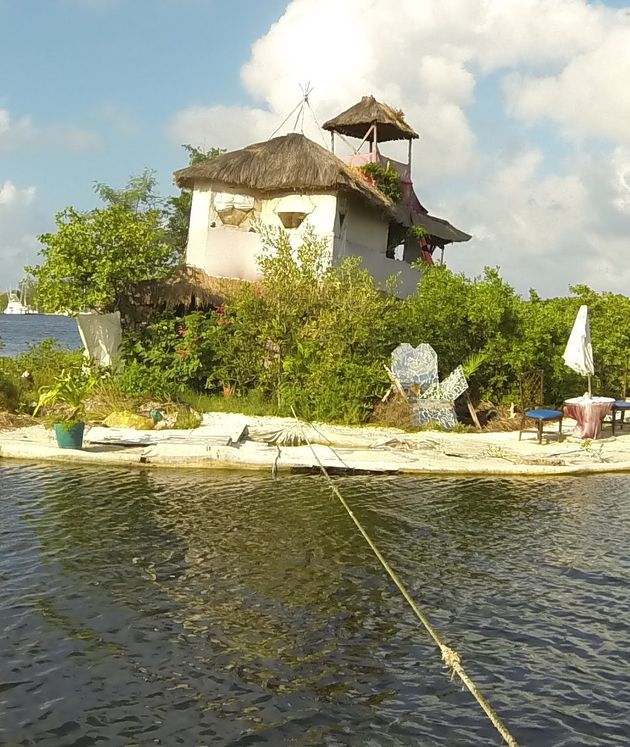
2, 412, 630, 476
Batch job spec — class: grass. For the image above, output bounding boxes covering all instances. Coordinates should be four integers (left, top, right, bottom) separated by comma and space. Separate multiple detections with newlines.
179, 389, 285, 418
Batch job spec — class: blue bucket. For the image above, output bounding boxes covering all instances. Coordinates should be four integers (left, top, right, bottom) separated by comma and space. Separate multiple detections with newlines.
54, 422, 85, 449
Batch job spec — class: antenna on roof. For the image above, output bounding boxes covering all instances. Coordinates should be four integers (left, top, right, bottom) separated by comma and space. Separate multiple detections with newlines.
267, 83, 329, 148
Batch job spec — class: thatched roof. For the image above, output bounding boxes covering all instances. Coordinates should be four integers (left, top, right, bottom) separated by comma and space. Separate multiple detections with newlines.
119, 266, 252, 323
323, 95, 419, 142
174, 133, 395, 215
397, 204, 471, 246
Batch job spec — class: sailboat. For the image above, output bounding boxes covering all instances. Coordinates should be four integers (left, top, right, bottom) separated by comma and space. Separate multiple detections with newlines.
3, 291, 29, 315
3, 283, 33, 315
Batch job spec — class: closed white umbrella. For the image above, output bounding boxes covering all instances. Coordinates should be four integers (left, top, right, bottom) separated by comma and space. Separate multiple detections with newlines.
563, 304, 594, 395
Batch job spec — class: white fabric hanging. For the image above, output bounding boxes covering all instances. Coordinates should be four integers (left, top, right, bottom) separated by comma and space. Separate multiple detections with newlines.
77, 311, 122, 368
563, 305, 594, 376
214, 192, 255, 211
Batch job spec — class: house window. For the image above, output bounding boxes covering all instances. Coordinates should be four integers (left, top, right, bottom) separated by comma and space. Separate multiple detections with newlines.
214, 192, 255, 227
278, 211, 308, 229
274, 195, 314, 230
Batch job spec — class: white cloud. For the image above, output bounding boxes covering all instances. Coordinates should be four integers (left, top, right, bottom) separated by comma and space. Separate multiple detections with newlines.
444, 148, 630, 295
167, 0, 630, 296
0, 181, 36, 207
504, 24, 630, 143
0, 108, 101, 152
169, 105, 280, 152
0, 181, 43, 286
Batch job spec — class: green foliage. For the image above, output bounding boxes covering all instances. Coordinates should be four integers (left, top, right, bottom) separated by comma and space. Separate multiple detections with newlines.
118, 311, 222, 399
1, 340, 84, 412
402, 265, 630, 406
94, 168, 161, 212
0, 294, 7, 313
407, 225, 428, 242
109, 225, 630, 422
34, 369, 96, 423
179, 389, 282, 417
29, 204, 175, 313
208, 225, 401, 422
0, 373, 19, 411
359, 162, 403, 203
570, 285, 630, 396
401, 265, 523, 400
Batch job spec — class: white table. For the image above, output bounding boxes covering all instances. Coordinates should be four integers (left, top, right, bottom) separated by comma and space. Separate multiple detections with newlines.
564, 396, 615, 439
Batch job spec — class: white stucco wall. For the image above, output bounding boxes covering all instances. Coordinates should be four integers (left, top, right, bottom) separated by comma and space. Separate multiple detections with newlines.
185, 185, 420, 295
186, 183, 213, 269
185, 187, 337, 280
331, 196, 421, 298
343, 199, 389, 253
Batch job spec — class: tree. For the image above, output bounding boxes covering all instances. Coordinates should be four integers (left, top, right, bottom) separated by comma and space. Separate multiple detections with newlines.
93, 168, 161, 212
29, 204, 175, 313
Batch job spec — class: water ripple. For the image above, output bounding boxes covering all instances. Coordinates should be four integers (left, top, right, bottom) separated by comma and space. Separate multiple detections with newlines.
1, 463, 629, 745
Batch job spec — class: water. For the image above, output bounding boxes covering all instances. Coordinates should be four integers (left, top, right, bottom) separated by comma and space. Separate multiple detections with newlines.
0, 315, 81, 357
1, 466, 629, 746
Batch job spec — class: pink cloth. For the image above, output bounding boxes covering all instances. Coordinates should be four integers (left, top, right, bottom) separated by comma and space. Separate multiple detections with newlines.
564, 397, 614, 439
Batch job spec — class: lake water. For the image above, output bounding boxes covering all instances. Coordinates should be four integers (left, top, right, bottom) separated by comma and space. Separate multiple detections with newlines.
0, 314, 81, 357
1, 465, 628, 746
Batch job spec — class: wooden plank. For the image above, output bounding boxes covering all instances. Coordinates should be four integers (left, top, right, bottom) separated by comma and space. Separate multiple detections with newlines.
466, 391, 482, 430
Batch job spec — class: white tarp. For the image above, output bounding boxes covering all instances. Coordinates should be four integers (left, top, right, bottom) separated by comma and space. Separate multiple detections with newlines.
87, 415, 248, 447
214, 192, 255, 211
563, 305, 594, 376
77, 311, 122, 368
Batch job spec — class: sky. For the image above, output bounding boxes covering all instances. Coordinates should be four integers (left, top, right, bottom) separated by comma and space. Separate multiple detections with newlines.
2, 0, 630, 297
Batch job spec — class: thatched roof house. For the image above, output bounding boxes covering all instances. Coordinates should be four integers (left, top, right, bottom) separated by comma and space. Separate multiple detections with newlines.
174, 133, 394, 216
323, 95, 419, 142
172, 95, 471, 300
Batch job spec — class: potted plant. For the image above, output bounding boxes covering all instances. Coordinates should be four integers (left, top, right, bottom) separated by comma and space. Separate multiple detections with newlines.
34, 369, 95, 449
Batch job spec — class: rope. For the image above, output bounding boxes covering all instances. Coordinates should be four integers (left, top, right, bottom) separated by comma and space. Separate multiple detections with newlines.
290, 407, 520, 747
268, 97, 305, 140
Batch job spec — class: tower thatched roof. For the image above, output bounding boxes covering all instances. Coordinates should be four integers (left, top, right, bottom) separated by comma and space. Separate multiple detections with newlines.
396, 204, 472, 246
174, 133, 395, 215
323, 95, 419, 142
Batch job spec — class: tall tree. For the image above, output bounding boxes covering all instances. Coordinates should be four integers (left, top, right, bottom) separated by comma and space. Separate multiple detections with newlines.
93, 168, 161, 212
29, 204, 175, 313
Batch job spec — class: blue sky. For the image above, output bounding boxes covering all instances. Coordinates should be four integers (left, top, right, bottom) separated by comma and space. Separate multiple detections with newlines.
2, 0, 630, 294
0, 0, 285, 216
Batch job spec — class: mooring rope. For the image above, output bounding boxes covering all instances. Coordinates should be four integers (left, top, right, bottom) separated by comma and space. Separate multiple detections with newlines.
290, 408, 520, 747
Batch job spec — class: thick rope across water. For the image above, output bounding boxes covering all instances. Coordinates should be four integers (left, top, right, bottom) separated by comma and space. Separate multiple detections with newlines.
290, 409, 520, 747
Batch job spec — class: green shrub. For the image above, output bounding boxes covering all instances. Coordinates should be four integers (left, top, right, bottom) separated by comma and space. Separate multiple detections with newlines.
0, 374, 19, 411
359, 162, 403, 203
0, 339, 84, 412
114, 224, 630, 421
209, 225, 402, 422
118, 311, 222, 398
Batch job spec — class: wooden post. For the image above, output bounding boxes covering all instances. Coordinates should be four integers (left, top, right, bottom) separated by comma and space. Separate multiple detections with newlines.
465, 391, 482, 430
408, 138, 413, 166
384, 365, 408, 401
330, 131, 335, 154
374, 123, 378, 155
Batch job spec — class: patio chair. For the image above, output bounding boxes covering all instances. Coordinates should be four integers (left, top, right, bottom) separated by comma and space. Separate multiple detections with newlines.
611, 400, 630, 435
519, 370, 563, 444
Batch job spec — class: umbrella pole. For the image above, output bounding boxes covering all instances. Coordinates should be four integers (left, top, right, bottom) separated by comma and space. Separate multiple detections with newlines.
588, 375, 592, 397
